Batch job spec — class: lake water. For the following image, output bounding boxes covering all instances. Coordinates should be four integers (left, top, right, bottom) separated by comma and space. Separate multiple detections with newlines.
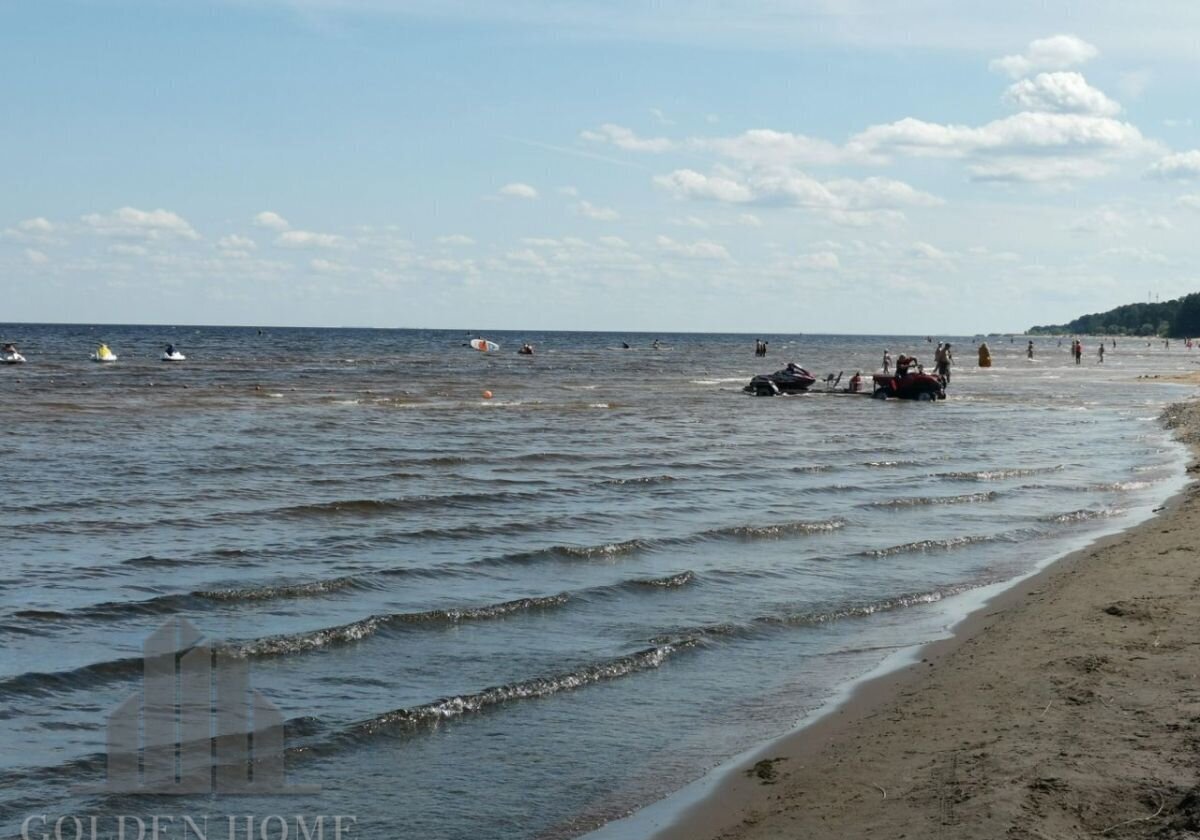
0, 325, 1191, 838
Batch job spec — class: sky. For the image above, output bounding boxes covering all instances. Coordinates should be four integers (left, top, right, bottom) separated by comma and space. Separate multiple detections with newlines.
3, 1, 1200, 334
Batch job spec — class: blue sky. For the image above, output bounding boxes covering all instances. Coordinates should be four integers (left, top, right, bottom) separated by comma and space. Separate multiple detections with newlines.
3, 1, 1200, 333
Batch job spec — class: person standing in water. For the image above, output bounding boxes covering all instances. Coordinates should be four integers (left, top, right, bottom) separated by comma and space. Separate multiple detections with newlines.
1098, 343, 1106, 364
1027, 340, 1034, 360
934, 343, 952, 383
882, 350, 892, 373
1074, 340, 1083, 365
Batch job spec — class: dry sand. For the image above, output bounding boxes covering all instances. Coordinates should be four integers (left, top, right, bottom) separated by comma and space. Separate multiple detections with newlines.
655, 401, 1200, 840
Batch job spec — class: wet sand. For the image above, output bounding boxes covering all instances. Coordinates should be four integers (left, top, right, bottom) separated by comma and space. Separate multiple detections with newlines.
655, 401, 1200, 840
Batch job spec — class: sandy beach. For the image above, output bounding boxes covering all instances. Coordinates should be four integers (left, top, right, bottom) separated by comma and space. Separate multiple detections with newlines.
656, 400, 1200, 840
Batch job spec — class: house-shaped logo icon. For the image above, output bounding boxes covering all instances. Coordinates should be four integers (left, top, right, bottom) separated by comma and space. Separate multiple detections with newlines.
78, 617, 318, 795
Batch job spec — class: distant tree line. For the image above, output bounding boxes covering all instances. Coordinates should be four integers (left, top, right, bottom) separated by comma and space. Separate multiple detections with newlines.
1028, 294, 1200, 338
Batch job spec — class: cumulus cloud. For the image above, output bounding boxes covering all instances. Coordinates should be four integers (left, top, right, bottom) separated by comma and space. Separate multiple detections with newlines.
655, 169, 754, 203
695, 128, 876, 167
575, 200, 621, 221
1002, 72, 1121, 117
581, 123, 674, 153
25, 248, 48, 265
851, 109, 1155, 183
655, 235, 731, 261
275, 230, 348, 249
254, 211, 290, 231
82, 207, 199, 240
310, 258, 350, 273
499, 182, 539, 199
3, 217, 60, 245
218, 234, 256, 251
18, 217, 53, 234
1067, 204, 1173, 236
794, 251, 840, 271
990, 34, 1099, 78
1146, 150, 1200, 180
654, 166, 941, 211
968, 157, 1115, 183
853, 112, 1147, 158
108, 243, 148, 257
436, 234, 475, 246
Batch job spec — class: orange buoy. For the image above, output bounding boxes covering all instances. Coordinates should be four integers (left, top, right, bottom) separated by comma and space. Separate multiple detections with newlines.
482, 390, 493, 400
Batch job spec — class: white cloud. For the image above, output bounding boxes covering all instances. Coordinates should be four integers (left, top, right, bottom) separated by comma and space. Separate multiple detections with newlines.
990, 34, 1099, 78
852, 110, 1155, 183
598, 235, 629, 249
3, 217, 60, 245
82, 207, 199, 240
107, 243, 148, 257
310, 258, 350, 273
254, 211, 290, 231
655, 235, 731, 261
696, 128, 875, 167
25, 248, 48, 265
18, 217, 53, 234
655, 169, 754, 203
654, 166, 940, 211
853, 112, 1148, 159
1067, 205, 1173, 236
968, 158, 1116, 183
1002, 72, 1120, 117
218, 234, 257, 251
275, 230, 348, 249
1098, 246, 1169, 265
581, 124, 674, 153
907, 241, 958, 269
738, 213, 762, 227
1147, 150, 1200, 180
649, 107, 674, 126
1177, 194, 1200, 211
575, 200, 621, 221
436, 234, 476, 246
794, 251, 840, 271
499, 182, 539, 200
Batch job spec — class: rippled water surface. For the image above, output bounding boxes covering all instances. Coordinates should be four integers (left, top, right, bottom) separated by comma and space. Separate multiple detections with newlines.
0, 325, 1193, 838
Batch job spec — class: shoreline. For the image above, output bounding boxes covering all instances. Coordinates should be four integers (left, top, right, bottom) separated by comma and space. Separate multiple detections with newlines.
590, 400, 1200, 840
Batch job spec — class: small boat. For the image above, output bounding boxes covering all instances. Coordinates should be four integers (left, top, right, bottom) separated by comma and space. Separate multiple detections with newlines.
161, 351, 187, 362
470, 338, 499, 353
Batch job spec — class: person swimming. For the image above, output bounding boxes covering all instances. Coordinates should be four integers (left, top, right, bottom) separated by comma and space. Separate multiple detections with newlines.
518, 343, 534, 355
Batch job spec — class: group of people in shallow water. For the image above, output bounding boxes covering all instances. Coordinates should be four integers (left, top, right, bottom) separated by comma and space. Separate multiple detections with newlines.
880, 342, 953, 383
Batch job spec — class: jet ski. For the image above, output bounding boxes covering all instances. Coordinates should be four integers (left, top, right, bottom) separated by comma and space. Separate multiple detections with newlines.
1, 351, 25, 364
744, 363, 818, 396
871, 370, 946, 401
161, 351, 187, 361
91, 347, 118, 363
